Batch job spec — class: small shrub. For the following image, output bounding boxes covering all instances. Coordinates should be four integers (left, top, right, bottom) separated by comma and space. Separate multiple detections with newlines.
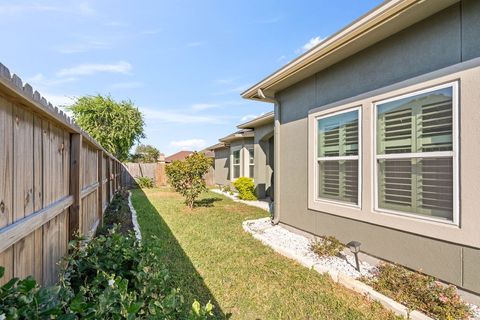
233, 177, 257, 200
221, 185, 234, 195
310, 236, 343, 257
166, 152, 212, 209
135, 176, 154, 188
362, 263, 472, 319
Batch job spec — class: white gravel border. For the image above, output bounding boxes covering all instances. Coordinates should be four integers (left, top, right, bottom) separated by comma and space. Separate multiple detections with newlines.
211, 188, 271, 212
128, 191, 142, 240
243, 218, 434, 320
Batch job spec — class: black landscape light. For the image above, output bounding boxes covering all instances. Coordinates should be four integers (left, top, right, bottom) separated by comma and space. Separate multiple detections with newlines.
346, 241, 361, 272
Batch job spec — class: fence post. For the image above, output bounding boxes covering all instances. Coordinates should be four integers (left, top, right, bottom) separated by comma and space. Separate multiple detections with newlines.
69, 134, 82, 241
97, 151, 103, 227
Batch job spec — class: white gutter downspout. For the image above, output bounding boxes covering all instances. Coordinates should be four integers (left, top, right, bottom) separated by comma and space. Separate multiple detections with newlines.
257, 89, 281, 225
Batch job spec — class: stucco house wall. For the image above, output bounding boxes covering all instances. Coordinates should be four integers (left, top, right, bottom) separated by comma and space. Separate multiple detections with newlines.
213, 147, 230, 186
275, 0, 480, 294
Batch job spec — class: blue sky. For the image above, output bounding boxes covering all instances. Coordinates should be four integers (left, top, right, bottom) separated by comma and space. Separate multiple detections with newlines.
0, 0, 382, 156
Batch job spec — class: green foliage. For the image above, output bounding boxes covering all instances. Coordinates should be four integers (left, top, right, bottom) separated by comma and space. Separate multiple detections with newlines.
220, 185, 233, 196
362, 264, 472, 319
135, 176, 155, 189
97, 190, 133, 236
232, 177, 257, 200
0, 267, 71, 319
68, 95, 145, 161
130, 144, 161, 163
0, 230, 214, 319
309, 236, 344, 257
165, 152, 212, 209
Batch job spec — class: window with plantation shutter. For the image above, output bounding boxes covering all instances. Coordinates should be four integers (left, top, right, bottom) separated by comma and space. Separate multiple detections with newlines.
375, 84, 457, 222
317, 108, 360, 206
232, 149, 241, 179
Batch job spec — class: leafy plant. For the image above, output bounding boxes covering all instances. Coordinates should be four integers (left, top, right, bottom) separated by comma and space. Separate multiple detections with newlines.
221, 185, 234, 195
232, 177, 257, 200
129, 144, 161, 163
166, 152, 212, 209
310, 236, 344, 257
67, 94, 145, 161
0, 230, 214, 319
135, 176, 155, 189
362, 263, 472, 319
0, 267, 70, 319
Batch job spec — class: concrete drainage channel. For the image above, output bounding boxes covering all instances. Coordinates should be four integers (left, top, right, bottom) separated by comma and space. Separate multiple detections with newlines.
243, 218, 432, 320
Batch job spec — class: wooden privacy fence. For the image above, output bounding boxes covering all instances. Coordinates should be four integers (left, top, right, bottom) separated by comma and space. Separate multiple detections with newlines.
123, 161, 215, 188
0, 63, 127, 286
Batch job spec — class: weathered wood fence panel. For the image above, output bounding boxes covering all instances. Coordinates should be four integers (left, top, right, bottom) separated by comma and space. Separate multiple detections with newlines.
0, 63, 129, 286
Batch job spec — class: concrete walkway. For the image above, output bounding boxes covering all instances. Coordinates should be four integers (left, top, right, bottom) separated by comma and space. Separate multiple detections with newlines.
211, 189, 271, 212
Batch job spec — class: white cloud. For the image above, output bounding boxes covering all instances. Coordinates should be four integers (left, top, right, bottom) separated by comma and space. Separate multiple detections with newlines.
141, 107, 230, 125
41, 93, 76, 108
254, 15, 284, 24
297, 36, 325, 54
55, 39, 112, 54
170, 139, 206, 150
56, 61, 132, 77
0, 2, 95, 16
187, 41, 205, 47
276, 55, 287, 62
109, 81, 143, 90
26, 73, 77, 87
190, 103, 218, 111
241, 113, 263, 122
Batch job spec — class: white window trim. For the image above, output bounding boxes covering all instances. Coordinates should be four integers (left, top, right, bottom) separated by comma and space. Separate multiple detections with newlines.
230, 146, 242, 181
372, 81, 459, 226
313, 106, 362, 209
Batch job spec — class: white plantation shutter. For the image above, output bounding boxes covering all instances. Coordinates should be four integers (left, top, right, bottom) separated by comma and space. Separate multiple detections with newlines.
376, 86, 454, 221
317, 109, 359, 205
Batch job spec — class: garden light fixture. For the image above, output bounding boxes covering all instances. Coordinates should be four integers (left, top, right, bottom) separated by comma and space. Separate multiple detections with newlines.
346, 241, 361, 272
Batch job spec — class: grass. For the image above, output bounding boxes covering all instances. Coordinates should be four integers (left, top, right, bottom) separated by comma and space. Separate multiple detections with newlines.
131, 187, 400, 319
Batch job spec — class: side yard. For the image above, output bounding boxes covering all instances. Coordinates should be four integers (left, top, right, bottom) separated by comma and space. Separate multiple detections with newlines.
131, 187, 399, 319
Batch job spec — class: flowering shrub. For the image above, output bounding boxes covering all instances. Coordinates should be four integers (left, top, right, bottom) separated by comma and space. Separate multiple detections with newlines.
0, 229, 214, 319
362, 263, 472, 319
232, 177, 257, 200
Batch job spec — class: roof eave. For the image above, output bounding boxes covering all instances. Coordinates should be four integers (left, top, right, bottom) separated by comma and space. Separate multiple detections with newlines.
241, 0, 459, 102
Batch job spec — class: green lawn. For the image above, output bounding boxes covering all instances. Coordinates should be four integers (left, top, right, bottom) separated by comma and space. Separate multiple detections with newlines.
131, 188, 399, 320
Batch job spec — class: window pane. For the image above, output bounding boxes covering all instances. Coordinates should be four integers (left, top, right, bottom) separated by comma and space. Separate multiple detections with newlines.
233, 150, 240, 165
377, 87, 452, 155
378, 157, 453, 221
233, 165, 240, 179
318, 160, 358, 204
248, 148, 254, 165
249, 165, 254, 179
318, 110, 358, 157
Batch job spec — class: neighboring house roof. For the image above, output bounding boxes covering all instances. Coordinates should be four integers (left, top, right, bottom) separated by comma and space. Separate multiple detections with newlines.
241, 0, 457, 102
204, 142, 227, 151
237, 111, 274, 129
219, 129, 254, 143
165, 150, 193, 163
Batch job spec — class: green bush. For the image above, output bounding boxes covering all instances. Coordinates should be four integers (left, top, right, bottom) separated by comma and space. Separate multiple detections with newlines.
135, 176, 154, 189
0, 229, 214, 319
309, 236, 343, 257
233, 177, 257, 200
362, 263, 472, 319
166, 153, 212, 209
